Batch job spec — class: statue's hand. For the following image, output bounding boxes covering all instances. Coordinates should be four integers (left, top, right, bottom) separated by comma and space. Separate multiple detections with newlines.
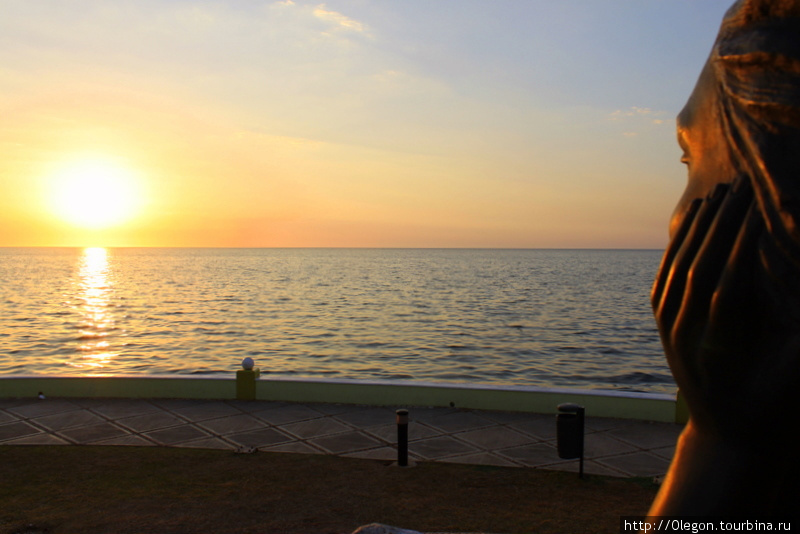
652, 176, 800, 444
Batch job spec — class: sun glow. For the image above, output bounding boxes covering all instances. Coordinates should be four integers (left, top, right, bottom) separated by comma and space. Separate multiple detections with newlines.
49, 158, 144, 229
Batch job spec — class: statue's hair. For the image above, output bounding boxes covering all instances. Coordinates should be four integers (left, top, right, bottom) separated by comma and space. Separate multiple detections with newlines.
724, 0, 800, 27
718, 0, 800, 121
712, 0, 800, 256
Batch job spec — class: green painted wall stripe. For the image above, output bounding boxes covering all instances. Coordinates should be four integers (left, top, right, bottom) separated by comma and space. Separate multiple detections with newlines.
0, 376, 679, 423
0, 376, 233, 400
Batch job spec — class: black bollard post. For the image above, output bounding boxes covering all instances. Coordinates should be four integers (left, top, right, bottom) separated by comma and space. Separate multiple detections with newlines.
396, 409, 409, 467
556, 403, 585, 479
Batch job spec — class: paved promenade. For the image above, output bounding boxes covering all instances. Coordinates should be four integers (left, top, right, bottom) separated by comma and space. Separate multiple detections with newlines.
0, 397, 682, 478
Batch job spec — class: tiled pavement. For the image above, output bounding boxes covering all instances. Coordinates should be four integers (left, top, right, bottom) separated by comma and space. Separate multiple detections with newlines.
0, 397, 683, 478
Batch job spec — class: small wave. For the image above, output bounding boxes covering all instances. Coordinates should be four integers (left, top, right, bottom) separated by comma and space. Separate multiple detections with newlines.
76, 333, 108, 341
307, 332, 336, 339
606, 371, 672, 384
483, 370, 516, 379
192, 327, 241, 336
429, 372, 485, 381
187, 369, 224, 375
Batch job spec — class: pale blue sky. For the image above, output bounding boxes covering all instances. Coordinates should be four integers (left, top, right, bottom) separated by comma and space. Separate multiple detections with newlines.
0, 1, 734, 247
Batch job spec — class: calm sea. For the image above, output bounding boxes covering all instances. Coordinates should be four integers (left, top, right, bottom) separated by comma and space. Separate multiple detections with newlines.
0, 248, 675, 393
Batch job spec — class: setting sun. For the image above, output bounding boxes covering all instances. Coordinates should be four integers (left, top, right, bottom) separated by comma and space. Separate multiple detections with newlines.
49, 158, 144, 229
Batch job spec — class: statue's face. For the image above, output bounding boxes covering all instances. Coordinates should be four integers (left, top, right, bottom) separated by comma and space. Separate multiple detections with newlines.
671, 58, 741, 238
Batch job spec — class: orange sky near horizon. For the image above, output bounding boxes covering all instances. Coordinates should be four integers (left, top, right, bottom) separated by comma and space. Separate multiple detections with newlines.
0, 1, 733, 249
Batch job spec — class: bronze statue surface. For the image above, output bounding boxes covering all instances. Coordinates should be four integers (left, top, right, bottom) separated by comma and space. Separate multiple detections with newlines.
649, 0, 800, 516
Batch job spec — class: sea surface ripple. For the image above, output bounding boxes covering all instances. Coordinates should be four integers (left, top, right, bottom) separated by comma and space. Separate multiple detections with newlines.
0, 248, 674, 393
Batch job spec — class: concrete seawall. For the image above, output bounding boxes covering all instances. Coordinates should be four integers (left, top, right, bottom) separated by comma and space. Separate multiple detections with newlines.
0, 375, 684, 423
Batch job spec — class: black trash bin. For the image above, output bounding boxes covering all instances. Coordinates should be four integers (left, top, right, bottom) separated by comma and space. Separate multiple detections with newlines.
556, 403, 585, 477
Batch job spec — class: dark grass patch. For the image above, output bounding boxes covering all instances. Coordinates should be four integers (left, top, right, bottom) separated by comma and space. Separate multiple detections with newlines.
0, 446, 658, 533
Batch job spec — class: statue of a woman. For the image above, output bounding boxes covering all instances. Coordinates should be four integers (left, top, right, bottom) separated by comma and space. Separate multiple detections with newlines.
649, 0, 800, 515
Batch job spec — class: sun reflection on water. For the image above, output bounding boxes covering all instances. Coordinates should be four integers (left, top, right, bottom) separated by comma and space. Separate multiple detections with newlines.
74, 247, 116, 371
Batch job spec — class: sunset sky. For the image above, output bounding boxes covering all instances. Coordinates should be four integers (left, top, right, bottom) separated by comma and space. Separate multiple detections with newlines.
1, 0, 733, 248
